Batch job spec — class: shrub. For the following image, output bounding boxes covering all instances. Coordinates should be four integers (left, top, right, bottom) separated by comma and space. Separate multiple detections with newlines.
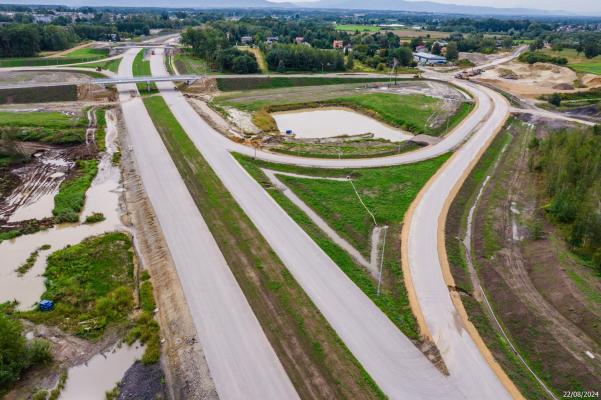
548, 93, 562, 107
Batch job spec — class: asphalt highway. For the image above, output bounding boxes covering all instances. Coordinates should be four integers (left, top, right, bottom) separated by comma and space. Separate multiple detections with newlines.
117, 48, 299, 400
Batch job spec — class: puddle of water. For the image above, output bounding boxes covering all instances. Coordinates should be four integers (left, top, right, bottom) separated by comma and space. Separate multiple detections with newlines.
272, 108, 413, 141
59, 342, 144, 400
8, 190, 57, 222
0, 151, 73, 223
0, 110, 124, 309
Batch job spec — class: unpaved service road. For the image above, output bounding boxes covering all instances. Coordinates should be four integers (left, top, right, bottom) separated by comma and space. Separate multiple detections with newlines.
151, 48, 465, 400
117, 48, 298, 400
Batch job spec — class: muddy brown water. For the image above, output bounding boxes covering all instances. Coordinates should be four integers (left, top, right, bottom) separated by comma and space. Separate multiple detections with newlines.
0, 150, 73, 223
59, 341, 145, 400
0, 110, 124, 309
272, 108, 413, 141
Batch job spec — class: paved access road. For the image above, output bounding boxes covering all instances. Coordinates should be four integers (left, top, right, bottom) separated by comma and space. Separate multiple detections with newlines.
117, 48, 299, 400
151, 48, 467, 399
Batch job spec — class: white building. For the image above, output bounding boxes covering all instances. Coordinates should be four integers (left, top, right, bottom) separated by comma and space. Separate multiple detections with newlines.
413, 52, 447, 65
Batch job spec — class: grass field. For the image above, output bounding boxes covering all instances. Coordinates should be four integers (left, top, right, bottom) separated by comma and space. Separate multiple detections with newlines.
236, 154, 449, 340
0, 111, 87, 144
0, 110, 85, 128
174, 52, 209, 75
0, 48, 109, 68
20, 232, 134, 339
335, 24, 381, 32
216, 76, 389, 91
539, 48, 601, 75
142, 94, 385, 399
0, 85, 77, 104
389, 29, 450, 39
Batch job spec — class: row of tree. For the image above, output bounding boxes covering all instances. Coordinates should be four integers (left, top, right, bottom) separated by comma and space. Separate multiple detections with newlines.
265, 44, 344, 72
181, 27, 258, 74
530, 127, 601, 273
0, 23, 79, 57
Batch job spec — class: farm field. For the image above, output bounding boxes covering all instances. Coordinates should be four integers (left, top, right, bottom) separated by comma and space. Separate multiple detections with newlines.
539, 48, 601, 75
335, 24, 381, 32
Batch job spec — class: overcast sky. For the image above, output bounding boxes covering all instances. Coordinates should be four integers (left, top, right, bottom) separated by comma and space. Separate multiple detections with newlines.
284, 0, 601, 13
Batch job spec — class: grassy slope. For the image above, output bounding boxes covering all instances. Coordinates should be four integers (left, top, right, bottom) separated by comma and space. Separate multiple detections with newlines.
234, 154, 449, 340
0, 111, 86, 145
142, 94, 384, 399
216, 76, 388, 91
271, 139, 419, 159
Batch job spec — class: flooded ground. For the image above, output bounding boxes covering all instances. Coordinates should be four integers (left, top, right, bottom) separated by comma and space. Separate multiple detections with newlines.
60, 342, 145, 400
0, 150, 72, 223
272, 108, 413, 141
0, 110, 124, 309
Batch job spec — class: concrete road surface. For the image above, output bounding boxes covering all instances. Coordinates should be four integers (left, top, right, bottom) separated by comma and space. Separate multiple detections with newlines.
117, 48, 299, 400
406, 83, 513, 399
150, 48, 467, 400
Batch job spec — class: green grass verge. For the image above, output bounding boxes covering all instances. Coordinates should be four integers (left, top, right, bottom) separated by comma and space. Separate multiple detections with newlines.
216, 76, 389, 91
95, 108, 107, 152
234, 154, 450, 340
53, 159, 98, 223
132, 49, 158, 94
142, 94, 385, 399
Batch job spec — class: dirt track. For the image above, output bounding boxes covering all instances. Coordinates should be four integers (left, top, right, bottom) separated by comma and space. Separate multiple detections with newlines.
471, 119, 601, 393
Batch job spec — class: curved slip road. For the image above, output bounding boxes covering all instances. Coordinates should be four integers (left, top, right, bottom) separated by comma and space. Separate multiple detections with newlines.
404, 82, 514, 399
117, 48, 299, 400
150, 48, 466, 400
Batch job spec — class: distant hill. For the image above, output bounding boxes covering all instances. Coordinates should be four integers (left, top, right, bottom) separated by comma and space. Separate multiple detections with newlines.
4, 0, 574, 16
299, 0, 571, 16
